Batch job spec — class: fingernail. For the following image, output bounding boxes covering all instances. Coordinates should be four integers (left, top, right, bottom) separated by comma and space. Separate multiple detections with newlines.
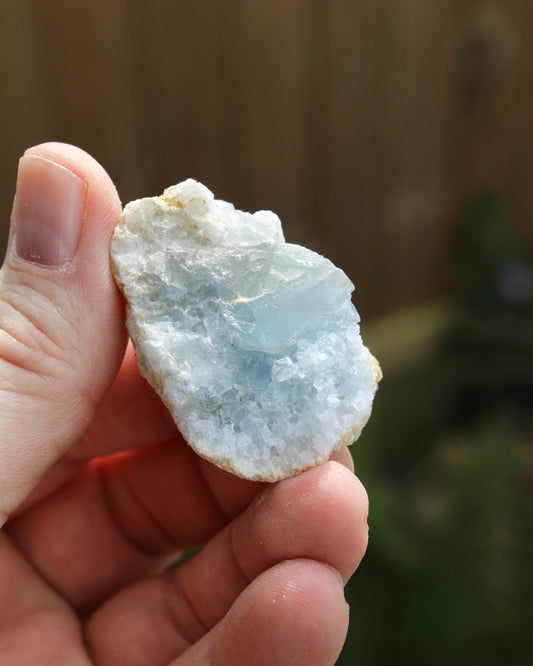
13, 155, 87, 267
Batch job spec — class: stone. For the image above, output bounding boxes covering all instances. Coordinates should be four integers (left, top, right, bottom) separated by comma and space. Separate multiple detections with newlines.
110, 179, 381, 481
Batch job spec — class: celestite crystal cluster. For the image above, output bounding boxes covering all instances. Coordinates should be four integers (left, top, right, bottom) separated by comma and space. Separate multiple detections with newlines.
111, 180, 381, 481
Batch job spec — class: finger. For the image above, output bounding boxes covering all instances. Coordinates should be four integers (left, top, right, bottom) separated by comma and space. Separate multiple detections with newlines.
6, 438, 262, 612
0, 534, 91, 664
330, 444, 355, 472
170, 461, 367, 630
7, 443, 357, 612
86, 559, 348, 666
176, 560, 349, 666
0, 143, 126, 525
83, 462, 366, 663
0, 533, 61, 626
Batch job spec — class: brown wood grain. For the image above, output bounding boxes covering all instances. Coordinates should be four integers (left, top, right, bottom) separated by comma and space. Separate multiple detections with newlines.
0, 0, 531, 317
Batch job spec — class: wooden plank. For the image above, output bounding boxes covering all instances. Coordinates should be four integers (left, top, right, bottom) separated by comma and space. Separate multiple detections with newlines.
239, 0, 309, 240
374, 0, 455, 315
209, 0, 256, 203
327, 0, 455, 316
0, 1, 49, 254
123, 0, 221, 196
326, 0, 384, 317
512, 0, 533, 242
450, 0, 533, 242
24, 0, 140, 198
1, 0, 531, 318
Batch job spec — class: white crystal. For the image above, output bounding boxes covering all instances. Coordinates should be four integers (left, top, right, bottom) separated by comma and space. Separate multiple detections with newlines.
111, 179, 381, 481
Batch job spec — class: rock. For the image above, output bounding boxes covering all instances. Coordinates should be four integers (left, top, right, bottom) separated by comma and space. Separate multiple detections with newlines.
110, 179, 381, 481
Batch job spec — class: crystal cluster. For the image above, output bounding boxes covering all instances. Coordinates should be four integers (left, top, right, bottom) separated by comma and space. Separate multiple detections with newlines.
111, 180, 381, 481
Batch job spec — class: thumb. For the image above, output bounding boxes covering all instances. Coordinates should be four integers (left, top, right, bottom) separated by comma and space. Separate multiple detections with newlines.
0, 143, 127, 525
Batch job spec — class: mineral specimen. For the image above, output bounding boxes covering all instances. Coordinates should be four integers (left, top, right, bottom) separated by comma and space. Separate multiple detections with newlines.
110, 180, 381, 481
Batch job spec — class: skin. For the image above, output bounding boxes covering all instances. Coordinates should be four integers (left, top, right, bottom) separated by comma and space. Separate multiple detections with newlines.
0, 143, 369, 665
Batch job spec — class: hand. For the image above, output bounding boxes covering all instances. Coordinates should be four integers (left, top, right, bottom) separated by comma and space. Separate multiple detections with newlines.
0, 143, 369, 665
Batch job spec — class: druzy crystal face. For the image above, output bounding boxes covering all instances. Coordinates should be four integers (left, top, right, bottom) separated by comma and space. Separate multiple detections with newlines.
111, 180, 381, 481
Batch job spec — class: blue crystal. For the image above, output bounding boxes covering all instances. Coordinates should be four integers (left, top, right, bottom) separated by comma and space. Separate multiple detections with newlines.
111, 179, 380, 480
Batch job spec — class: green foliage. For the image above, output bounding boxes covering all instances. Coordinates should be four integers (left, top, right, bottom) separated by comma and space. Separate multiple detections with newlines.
456, 191, 533, 315
339, 379, 531, 665
338, 192, 532, 665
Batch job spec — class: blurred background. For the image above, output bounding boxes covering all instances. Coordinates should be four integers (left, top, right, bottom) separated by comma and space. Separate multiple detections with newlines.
1, 1, 532, 664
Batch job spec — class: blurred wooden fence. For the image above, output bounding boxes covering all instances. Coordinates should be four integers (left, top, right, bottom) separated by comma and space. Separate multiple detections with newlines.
1, 0, 532, 318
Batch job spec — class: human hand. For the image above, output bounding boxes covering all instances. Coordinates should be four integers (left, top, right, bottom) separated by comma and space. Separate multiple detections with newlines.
0, 143, 369, 665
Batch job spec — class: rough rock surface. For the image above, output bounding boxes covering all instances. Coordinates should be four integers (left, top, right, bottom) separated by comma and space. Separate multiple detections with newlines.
111, 180, 381, 481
